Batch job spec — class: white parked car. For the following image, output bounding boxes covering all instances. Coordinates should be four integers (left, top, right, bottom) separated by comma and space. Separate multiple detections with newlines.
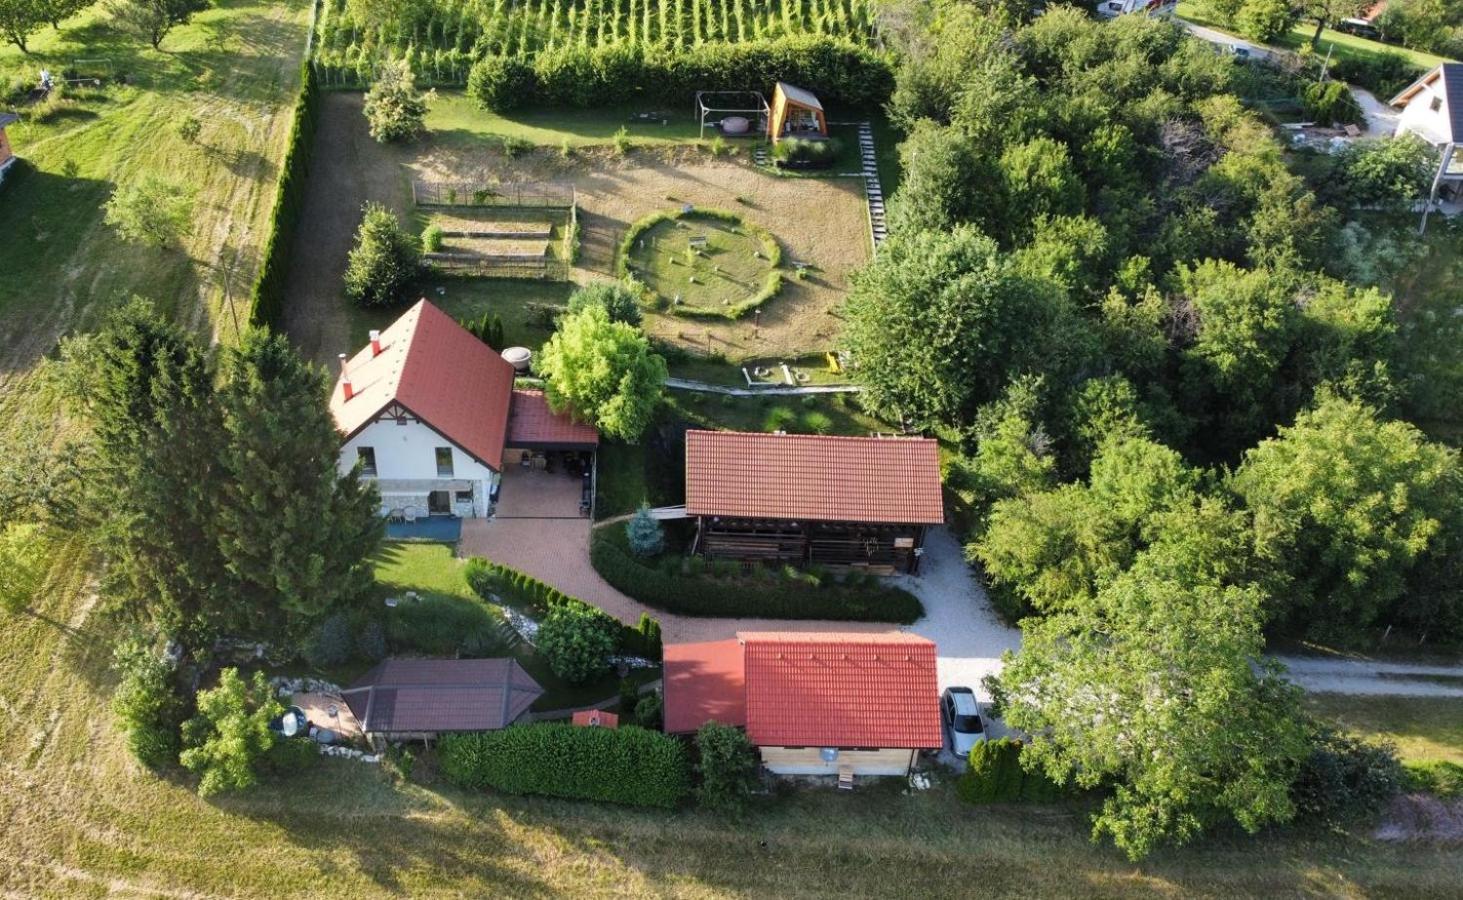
941, 687, 986, 758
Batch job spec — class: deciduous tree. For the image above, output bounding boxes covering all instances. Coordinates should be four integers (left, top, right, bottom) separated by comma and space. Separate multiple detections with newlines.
538, 305, 666, 442
1230, 394, 1461, 638
0, 0, 46, 52
107, 0, 211, 49
104, 175, 196, 247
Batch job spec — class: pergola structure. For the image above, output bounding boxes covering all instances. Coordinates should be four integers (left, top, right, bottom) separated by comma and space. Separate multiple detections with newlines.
694, 90, 769, 141
768, 82, 828, 144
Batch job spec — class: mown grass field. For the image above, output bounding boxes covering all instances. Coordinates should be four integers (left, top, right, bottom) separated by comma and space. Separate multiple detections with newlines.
0, 0, 312, 451
1306, 693, 1463, 766
4, 544, 1463, 897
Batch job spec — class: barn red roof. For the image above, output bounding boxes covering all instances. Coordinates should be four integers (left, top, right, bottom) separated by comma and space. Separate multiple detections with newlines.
329, 300, 516, 471
683, 431, 944, 525
507, 389, 599, 449
740, 632, 941, 749
663, 639, 747, 734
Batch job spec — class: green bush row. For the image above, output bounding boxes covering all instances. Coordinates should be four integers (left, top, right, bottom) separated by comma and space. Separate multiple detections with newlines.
464, 556, 662, 660
588, 527, 925, 622
439, 722, 691, 809
248, 61, 321, 329
956, 738, 1066, 804
468, 36, 894, 113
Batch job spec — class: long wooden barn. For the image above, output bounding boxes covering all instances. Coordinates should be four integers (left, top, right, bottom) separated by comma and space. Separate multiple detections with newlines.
683, 430, 944, 574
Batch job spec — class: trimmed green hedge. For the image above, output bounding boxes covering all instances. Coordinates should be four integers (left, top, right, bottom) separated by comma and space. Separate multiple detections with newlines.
439, 723, 691, 809
248, 61, 321, 329
589, 527, 925, 622
464, 556, 663, 659
464, 36, 893, 112
956, 738, 1065, 804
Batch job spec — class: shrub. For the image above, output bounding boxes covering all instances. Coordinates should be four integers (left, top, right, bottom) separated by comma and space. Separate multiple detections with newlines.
626, 504, 665, 557
421, 223, 444, 252
460, 311, 505, 349
104, 175, 196, 246
307, 612, 353, 668
536, 602, 618, 684
1330, 52, 1424, 100
695, 722, 760, 812
612, 125, 632, 156
502, 135, 534, 158
956, 738, 1063, 803
1406, 761, 1463, 797
467, 56, 536, 112
1235, 0, 1296, 43
177, 114, 202, 144
387, 595, 510, 657
464, 556, 658, 655
355, 618, 387, 661
1301, 80, 1364, 128
771, 137, 843, 166
567, 280, 643, 326
1290, 725, 1405, 822
249, 62, 319, 329
363, 58, 432, 143
634, 692, 663, 729
439, 723, 691, 808
589, 528, 924, 622
112, 642, 186, 770
180, 668, 283, 797
344, 202, 420, 307
618, 678, 641, 716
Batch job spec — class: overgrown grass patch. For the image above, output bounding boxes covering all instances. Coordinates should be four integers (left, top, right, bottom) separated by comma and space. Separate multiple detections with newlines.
1303, 693, 1463, 766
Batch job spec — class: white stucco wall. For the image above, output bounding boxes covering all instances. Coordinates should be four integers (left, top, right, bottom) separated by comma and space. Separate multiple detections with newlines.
1396, 81, 1453, 146
340, 417, 500, 518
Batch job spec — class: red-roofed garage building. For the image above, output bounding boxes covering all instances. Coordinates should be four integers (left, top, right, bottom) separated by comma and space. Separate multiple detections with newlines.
330, 300, 597, 520
684, 430, 944, 574
663, 632, 942, 777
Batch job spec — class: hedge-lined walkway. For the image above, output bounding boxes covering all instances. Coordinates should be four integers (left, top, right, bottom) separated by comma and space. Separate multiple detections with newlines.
458, 518, 895, 643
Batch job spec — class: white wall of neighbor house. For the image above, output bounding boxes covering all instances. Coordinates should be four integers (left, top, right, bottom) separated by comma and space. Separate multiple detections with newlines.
339, 418, 500, 517
1396, 81, 1454, 146
759, 747, 917, 776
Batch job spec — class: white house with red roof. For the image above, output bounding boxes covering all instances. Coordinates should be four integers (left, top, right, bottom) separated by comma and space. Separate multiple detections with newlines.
330, 300, 598, 519
663, 632, 943, 778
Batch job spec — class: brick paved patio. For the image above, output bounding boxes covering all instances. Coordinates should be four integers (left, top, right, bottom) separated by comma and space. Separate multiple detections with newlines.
458, 518, 898, 644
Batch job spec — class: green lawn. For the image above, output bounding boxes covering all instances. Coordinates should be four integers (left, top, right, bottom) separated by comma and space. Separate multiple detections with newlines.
630, 213, 776, 314
1178, 2, 1452, 70
1304, 693, 1463, 766
427, 93, 709, 147
0, 0, 312, 381
345, 278, 573, 356
372, 540, 655, 711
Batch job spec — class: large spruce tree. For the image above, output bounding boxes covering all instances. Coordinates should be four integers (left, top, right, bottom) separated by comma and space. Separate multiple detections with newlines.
84, 299, 230, 650
216, 329, 383, 642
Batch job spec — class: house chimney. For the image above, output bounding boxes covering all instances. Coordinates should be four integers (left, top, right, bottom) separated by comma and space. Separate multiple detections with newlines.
369, 329, 382, 356
339, 353, 354, 401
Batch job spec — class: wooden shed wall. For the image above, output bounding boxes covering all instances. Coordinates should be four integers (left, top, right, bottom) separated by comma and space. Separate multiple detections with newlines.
759, 746, 917, 776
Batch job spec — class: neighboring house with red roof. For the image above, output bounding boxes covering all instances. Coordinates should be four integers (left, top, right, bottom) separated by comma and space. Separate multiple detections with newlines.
1391, 63, 1463, 221
683, 430, 944, 574
330, 300, 596, 518
664, 632, 942, 777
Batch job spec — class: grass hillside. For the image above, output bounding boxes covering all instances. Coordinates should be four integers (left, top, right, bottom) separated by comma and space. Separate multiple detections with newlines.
0, 0, 312, 442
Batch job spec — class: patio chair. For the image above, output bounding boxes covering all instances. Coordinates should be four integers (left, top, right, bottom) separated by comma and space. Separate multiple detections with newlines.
402, 508, 418, 524
387, 507, 405, 523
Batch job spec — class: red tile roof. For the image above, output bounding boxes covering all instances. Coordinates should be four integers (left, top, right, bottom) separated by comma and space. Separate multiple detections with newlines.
507, 389, 599, 449
739, 632, 942, 749
662, 639, 747, 734
683, 431, 944, 525
340, 658, 543, 734
330, 300, 516, 471
571, 709, 619, 728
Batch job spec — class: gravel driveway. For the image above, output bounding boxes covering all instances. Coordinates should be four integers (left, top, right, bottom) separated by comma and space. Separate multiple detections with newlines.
895, 527, 1021, 698
1273, 656, 1463, 697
